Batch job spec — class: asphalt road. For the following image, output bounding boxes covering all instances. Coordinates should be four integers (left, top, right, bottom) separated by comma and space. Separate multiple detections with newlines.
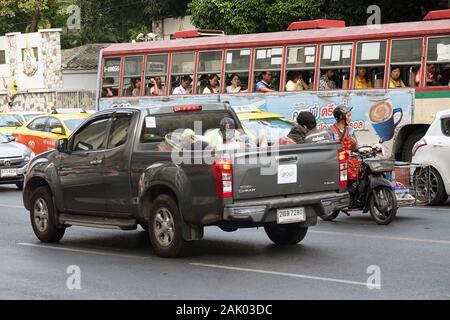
0, 184, 449, 300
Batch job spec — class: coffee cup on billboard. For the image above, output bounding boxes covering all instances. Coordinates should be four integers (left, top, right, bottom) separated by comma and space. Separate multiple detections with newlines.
369, 101, 403, 143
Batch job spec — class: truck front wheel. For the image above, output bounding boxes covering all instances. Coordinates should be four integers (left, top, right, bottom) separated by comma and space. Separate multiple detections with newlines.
148, 194, 187, 258
264, 223, 308, 245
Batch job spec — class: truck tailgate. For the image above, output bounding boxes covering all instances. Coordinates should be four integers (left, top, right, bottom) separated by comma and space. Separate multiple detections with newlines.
232, 143, 340, 200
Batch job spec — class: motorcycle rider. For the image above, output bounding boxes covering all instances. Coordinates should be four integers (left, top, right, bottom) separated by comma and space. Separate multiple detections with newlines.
326, 105, 358, 150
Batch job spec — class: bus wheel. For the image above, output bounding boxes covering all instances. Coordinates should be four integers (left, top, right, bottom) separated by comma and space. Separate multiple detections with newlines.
402, 130, 427, 162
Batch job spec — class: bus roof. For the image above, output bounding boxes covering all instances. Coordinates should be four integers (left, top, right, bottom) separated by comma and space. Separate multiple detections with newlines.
103, 19, 450, 56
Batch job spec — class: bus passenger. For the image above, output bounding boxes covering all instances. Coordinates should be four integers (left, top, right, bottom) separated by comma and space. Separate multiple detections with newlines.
354, 67, 372, 89
426, 64, 444, 86
226, 73, 247, 93
319, 69, 337, 90
255, 71, 276, 93
203, 74, 220, 94
132, 78, 142, 96
285, 71, 308, 91
172, 75, 192, 95
150, 76, 164, 96
102, 78, 115, 97
389, 66, 406, 88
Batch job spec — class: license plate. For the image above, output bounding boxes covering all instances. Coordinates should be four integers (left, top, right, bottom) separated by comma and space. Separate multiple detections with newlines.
277, 207, 306, 224
1, 169, 17, 178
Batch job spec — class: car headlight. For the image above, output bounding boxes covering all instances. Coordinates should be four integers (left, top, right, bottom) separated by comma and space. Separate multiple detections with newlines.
24, 153, 35, 163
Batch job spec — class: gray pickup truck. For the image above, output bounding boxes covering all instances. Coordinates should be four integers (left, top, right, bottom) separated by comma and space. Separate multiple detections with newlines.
23, 103, 349, 257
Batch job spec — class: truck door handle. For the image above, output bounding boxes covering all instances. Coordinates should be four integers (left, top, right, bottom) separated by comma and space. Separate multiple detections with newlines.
90, 159, 103, 165
276, 155, 298, 163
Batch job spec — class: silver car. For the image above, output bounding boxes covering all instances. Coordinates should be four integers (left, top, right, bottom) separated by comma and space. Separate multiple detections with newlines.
0, 133, 34, 190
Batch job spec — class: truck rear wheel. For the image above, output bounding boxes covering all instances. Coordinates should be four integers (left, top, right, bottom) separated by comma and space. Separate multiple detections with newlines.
264, 223, 308, 245
30, 186, 65, 243
320, 210, 340, 221
148, 194, 186, 258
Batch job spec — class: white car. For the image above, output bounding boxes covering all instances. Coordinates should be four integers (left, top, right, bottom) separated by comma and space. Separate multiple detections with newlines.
412, 110, 450, 205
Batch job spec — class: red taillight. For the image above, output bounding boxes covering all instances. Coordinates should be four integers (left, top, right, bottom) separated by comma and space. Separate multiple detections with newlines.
213, 159, 233, 198
412, 139, 427, 157
338, 149, 348, 188
174, 105, 202, 112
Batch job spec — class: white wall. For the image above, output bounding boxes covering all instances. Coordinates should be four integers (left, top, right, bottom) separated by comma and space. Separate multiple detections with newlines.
0, 37, 10, 90
154, 16, 196, 40
63, 71, 98, 90
14, 32, 45, 90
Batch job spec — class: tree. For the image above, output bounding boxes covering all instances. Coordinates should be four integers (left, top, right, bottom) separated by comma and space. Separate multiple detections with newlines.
189, 0, 272, 34
190, 0, 448, 34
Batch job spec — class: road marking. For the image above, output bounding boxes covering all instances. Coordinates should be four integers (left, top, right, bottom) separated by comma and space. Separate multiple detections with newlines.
0, 204, 25, 209
17, 242, 149, 260
310, 230, 450, 245
190, 262, 368, 287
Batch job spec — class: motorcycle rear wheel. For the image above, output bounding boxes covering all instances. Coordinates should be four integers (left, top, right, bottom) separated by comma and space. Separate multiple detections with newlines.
369, 187, 397, 225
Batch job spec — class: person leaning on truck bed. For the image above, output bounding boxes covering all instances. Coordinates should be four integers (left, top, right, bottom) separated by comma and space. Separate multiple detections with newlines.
287, 111, 332, 144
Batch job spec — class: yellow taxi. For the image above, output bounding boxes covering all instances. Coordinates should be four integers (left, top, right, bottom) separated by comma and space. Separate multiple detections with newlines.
13, 110, 91, 155
0, 113, 23, 138
235, 106, 295, 144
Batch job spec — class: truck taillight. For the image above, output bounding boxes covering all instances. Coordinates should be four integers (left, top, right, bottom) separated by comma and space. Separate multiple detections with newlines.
213, 159, 233, 198
338, 149, 348, 188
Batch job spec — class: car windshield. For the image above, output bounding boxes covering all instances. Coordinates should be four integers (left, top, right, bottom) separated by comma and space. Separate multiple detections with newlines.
241, 118, 294, 142
0, 114, 22, 127
64, 118, 86, 132
0, 133, 9, 143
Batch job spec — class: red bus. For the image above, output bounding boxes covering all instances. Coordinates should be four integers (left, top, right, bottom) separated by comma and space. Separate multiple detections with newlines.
97, 9, 450, 161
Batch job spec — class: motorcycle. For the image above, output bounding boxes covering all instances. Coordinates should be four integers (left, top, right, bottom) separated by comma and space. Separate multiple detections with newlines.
322, 145, 398, 225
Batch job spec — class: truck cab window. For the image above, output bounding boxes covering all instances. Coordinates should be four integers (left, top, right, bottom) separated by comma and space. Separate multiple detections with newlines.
108, 115, 133, 148
72, 118, 109, 152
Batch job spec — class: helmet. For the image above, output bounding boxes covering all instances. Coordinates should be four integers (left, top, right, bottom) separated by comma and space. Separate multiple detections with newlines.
333, 105, 353, 122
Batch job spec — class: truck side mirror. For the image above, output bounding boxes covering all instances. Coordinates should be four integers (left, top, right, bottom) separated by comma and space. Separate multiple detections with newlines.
56, 138, 68, 153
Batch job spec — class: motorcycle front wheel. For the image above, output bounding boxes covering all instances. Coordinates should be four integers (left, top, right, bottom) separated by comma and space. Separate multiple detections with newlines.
369, 187, 397, 225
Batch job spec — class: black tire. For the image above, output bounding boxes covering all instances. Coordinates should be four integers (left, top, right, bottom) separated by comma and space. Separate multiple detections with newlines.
402, 130, 427, 162
369, 187, 397, 225
414, 167, 448, 206
30, 186, 65, 242
16, 182, 24, 190
264, 223, 308, 245
428, 167, 448, 206
148, 194, 186, 258
320, 210, 340, 221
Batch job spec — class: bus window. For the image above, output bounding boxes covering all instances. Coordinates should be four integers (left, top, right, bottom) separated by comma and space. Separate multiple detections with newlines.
319, 43, 353, 90
389, 38, 422, 88
101, 57, 121, 98
254, 47, 283, 92
197, 51, 223, 94
426, 37, 450, 87
122, 56, 144, 97
224, 49, 251, 94
354, 41, 387, 89
170, 52, 195, 95
285, 46, 316, 91
145, 54, 168, 96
